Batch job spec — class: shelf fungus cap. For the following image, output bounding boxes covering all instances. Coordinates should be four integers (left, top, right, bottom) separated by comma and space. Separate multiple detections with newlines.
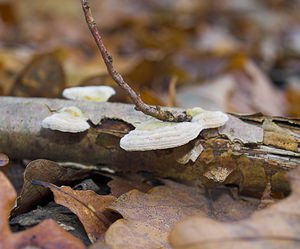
120, 108, 229, 151
120, 120, 203, 151
62, 86, 116, 102
42, 106, 90, 133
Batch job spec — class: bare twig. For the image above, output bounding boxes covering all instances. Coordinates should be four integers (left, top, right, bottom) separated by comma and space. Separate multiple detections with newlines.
80, 0, 191, 122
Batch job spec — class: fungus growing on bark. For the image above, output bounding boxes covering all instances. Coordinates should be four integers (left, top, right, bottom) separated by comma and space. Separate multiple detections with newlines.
120, 120, 203, 151
120, 108, 229, 151
188, 107, 229, 128
42, 106, 90, 133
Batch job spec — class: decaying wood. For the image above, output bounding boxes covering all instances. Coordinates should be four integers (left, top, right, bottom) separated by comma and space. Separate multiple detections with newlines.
1, 97, 299, 196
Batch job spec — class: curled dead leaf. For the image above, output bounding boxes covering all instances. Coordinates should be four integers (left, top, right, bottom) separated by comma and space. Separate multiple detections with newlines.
33, 180, 116, 243
0, 171, 85, 249
12, 159, 90, 216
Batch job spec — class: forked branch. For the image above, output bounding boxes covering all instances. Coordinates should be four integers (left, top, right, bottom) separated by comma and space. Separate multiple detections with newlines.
80, 0, 191, 122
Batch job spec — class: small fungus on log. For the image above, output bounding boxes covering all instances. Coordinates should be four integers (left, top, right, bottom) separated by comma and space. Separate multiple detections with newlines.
62, 86, 115, 102
120, 108, 228, 151
42, 106, 90, 133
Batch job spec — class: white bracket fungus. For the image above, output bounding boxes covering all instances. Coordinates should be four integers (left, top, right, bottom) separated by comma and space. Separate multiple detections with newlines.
42, 106, 90, 133
120, 120, 203, 151
120, 107, 228, 151
62, 86, 116, 102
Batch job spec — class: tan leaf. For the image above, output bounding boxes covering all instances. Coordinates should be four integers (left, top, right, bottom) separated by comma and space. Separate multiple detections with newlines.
105, 180, 258, 249
0, 171, 85, 249
12, 53, 65, 97
34, 181, 116, 243
177, 60, 286, 116
13, 159, 90, 216
108, 174, 153, 198
105, 181, 204, 249
169, 167, 300, 249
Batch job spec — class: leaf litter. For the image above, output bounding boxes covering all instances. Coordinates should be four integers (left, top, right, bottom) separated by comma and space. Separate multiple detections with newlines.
32, 180, 117, 243
169, 167, 300, 249
12, 159, 90, 216
0, 171, 85, 249
1, 0, 300, 248
2, 156, 300, 249
102, 180, 259, 249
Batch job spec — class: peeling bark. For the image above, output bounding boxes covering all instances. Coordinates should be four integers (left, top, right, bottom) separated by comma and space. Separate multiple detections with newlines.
0, 97, 299, 196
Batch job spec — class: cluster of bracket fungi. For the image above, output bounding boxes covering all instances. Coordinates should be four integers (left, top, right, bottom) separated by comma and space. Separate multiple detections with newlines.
42, 86, 228, 151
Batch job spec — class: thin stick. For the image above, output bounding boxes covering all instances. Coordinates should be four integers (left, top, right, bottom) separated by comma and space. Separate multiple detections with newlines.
80, 0, 191, 122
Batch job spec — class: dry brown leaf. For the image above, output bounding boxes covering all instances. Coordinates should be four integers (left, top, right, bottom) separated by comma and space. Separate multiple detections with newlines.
13, 159, 90, 216
169, 167, 300, 249
240, 61, 286, 116
177, 60, 286, 116
12, 53, 65, 97
108, 174, 153, 198
228, 60, 286, 115
34, 181, 116, 243
0, 171, 86, 249
104, 180, 258, 249
104, 181, 205, 249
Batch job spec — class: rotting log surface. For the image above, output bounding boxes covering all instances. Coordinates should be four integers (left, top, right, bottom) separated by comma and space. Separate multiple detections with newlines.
0, 97, 299, 196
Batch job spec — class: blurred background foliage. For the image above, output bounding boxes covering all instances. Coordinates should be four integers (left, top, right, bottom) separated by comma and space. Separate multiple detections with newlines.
1, 0, 300, 116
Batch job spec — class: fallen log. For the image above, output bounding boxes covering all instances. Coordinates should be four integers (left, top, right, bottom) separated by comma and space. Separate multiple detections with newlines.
0, 97, 299, 196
